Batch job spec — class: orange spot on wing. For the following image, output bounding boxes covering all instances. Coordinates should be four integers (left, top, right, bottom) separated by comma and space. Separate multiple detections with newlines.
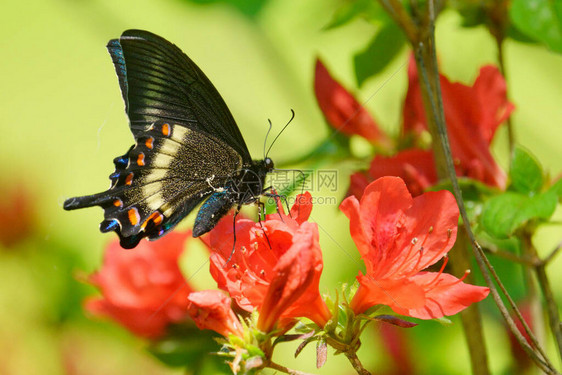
145, 137, 154, 149
162, 123, 171, 137
113, 199, 123, 207
137, 153, 145, 166
128, 208, 139, 226
125, 173, 134, 186
141, 211, 164, 230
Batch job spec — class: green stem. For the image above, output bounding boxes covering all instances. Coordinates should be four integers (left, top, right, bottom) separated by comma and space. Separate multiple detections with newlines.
525, 232, 562, 361
487, 0, 515, 156
344, 351, 371, 375
450, 230, 491, 375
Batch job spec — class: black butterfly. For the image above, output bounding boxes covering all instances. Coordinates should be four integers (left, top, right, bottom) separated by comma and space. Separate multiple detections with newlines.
64, 29, 274, 249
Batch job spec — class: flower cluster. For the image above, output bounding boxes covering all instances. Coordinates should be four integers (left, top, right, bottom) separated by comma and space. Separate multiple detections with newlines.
315, 57, 514, 197
84, 178, 488, 373
84, 231, 194, 338
190, 192, 331, 336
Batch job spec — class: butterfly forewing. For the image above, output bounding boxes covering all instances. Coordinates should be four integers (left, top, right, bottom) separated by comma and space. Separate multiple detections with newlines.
107, 29, 252, 162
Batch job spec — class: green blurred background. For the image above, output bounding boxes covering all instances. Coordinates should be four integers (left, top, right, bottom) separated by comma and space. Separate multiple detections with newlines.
1, 0, 562, 374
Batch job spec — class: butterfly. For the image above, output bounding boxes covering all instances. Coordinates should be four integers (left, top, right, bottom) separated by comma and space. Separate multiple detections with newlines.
64, 29, 274, 249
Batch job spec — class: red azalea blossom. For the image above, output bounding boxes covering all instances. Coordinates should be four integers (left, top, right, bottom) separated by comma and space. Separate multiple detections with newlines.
401, 56, 512, 189
314, 58, 393, 151
364, 149, 437, 198
203, 193, 331, 333
187, 290, 244, 338
341, 177, 489, 319
317, 56, 513, 198
85, 231, 193, 338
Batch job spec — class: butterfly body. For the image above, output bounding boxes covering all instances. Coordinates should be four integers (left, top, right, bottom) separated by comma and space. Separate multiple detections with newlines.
64, 30, 273, 249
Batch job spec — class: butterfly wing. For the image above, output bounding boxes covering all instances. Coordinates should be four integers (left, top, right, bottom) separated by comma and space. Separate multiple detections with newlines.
64, 120, 244, 248
107, 29, 252, 162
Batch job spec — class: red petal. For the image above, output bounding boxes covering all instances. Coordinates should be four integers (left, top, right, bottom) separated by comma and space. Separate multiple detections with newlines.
277, 222, 331, 328
350, 273, 426, 315
348, 171, 371, 200
473, 66, 515, 143
85, 232, 192, 338
84, 297, 182, 338
390, 189, 459, 276
368, 149, 437, 196
314, 58, 392, 150
290, 192, 313, 224
399, 272, 490, 319
402, 55, 509, 189
341, 177, 413, 274
187, 290, 243, 337
257, 223, 328, 331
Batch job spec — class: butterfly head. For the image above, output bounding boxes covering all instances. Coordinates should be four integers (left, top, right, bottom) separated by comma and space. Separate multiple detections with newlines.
264, 157, 274, 172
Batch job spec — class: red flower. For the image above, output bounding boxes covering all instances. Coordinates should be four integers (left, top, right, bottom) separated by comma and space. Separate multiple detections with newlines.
316, 55, 515, 199
314, 58, 393, 151
85, 231, 193, 338
203, 193, 330, 333
401, 57, 512, 189
0, 183, 34, 247
187, 290, 243, 338
341, 177, 489, 319
366, 149, 437, 198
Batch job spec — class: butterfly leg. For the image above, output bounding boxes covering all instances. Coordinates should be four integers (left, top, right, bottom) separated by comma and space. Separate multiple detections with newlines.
264, 190, 290, 220
225, 205, 242, 265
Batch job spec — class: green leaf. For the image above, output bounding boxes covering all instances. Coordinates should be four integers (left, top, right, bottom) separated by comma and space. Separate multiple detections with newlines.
353, 22, 406, 87
148, 325, 229, 371
510, 0, 562, 53
476, 227, 522, 254
481, 191, 557, 239
449, 0, 487, 28
510, 146, 544, 194
324, 0, 387, 30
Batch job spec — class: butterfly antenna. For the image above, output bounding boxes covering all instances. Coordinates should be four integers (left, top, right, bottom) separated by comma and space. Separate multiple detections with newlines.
266, 109, 295, 158
263, 119, 273, 159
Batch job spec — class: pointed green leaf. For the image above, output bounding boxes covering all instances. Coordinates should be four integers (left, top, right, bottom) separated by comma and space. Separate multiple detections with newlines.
354, 22, 406, 87
481, 191, 557, 238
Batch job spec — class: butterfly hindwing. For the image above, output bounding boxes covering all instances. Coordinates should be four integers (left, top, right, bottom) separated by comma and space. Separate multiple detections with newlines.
64, 120, 244, 248
107, 29, 252, 162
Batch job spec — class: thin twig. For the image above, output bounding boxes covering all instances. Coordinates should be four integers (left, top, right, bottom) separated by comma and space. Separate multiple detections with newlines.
485, 247, 538, 267
526, 234, 562, 361
266, 360, 315, 375
378, 0, 418, 42
487, 0, 515, 155
540, 242, 562, 266
344, 351, 371, 375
